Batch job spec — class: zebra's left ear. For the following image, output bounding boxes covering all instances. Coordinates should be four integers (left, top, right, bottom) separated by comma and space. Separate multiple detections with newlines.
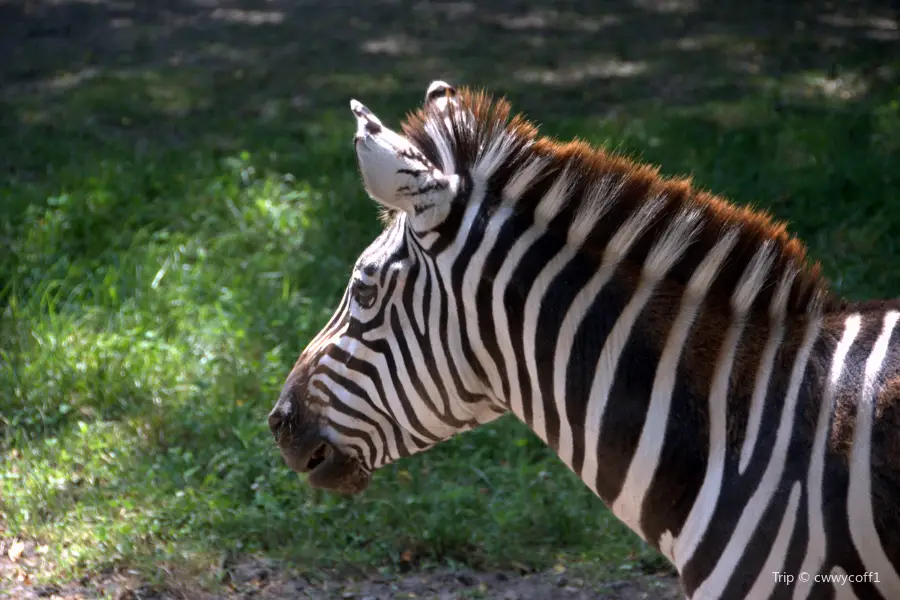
423, 80, 458, 113
350, 100, 461, 217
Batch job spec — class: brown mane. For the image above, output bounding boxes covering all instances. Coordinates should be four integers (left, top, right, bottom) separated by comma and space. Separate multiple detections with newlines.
400, 87, 842, 317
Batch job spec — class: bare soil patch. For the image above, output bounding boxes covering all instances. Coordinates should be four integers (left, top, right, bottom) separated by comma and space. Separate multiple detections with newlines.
2, 541, 681, 599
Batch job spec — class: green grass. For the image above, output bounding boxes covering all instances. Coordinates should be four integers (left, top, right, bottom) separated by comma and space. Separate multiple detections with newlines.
2, 54, 900, 593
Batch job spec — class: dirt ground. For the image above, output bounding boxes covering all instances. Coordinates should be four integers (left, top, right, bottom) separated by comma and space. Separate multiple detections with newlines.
1, 0, 897, 598
1, 539, 681, 599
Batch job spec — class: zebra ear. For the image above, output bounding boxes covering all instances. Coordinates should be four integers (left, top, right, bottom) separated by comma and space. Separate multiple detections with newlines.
350, 99, 461, 217
423, 80, 458, 112
424, 80, 474, 136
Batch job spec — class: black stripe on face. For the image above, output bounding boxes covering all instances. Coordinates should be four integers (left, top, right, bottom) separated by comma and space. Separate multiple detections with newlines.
362, 332, 450, 440
425, 177, 470, 251
312, 381, 382, 467
388, 305, 471, 429
400, 243, 458, 420
314, 372, 415, 462
402, 245, 427, 337
447, 197, 497, 393
327, 344, 443, 444
320, 288, 352, 335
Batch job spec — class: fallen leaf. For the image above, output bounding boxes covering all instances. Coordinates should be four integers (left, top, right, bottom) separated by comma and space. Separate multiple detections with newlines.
511, 560, 530, 573
8, 540, 25, 562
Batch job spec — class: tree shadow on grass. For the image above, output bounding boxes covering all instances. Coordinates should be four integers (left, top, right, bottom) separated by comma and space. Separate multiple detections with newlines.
2, 0, 898, 141
2, 0, 897, 292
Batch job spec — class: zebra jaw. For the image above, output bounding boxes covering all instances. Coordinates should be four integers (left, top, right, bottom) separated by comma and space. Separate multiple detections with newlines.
279, 434, 372, 495
304, 443, 371, 495
350, 99, 460, 216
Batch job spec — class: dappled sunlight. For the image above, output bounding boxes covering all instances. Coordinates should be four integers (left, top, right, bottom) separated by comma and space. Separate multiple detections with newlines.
13, 106, 56, 125
516, 58, 647, 85
670, 33, 766, 76
780, 70, 870, 102
210, 8, 285, 26
3, 68, 218, 137
631, 0, 699, 14
361, 34, 420, 57
0, 301, 191, 428
110, 15, 134, 28
806, 72, 870, 101
41, 67, 101, 92
191, 41, 255, 64
3, 0, 898, 134
819, 11, 899, 41
490, 9, 559, 30
143, 74, 202, 116
683, 98, 780, 130
412, 1, 476, 19
308, 72, 405, 103
673, 33, 730, 51
485, 9, 620, 33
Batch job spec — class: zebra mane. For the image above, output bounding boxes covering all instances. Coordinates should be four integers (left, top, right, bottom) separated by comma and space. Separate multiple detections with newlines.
400, 87, 841, 317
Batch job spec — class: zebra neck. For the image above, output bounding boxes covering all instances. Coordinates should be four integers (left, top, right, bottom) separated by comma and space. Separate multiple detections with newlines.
487, 252, 826, 561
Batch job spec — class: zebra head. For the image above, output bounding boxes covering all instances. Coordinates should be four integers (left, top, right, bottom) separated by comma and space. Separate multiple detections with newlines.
268, 81, 508, 494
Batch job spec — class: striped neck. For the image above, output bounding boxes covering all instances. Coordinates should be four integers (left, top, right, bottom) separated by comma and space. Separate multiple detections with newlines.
442, 183, 832, 568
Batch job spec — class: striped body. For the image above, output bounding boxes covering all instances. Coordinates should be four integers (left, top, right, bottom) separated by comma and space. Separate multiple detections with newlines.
268, 82, 900, 599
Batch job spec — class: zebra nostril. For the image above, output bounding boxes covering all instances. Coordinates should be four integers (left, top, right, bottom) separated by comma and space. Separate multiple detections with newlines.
268, 404, 292, 436
267, 412, 283, 436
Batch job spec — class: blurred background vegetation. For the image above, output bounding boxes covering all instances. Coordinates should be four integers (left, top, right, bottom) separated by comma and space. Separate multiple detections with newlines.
1, 0, 899, 595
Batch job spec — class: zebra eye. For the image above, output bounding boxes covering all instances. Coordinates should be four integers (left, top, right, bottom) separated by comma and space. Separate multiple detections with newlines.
353, 281, 378, 309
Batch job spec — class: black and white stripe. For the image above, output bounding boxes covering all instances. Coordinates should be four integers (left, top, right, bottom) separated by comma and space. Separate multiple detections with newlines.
272, 80, 900, 600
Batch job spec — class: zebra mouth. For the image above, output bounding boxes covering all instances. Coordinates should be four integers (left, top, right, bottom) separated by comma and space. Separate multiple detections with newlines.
305, 446, 371, 495
278, 437, 371, 495
305, 443, 330, 472
270, 415, 371, 494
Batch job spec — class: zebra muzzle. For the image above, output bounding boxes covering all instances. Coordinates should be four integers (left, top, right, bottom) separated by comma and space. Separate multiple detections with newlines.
305, 444, 371, 495
276, 432, 371, 495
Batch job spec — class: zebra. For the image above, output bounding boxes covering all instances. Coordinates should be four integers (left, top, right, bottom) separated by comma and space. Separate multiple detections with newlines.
267, 80, 900, 599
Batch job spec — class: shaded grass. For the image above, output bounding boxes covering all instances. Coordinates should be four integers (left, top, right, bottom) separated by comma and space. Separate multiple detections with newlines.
2, 61, 900, 593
